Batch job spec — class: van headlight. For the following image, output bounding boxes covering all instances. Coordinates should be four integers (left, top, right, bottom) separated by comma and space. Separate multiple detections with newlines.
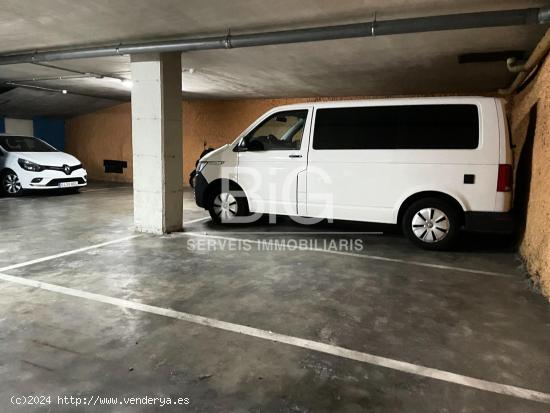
197, 161, 223, 172
18, 158, 44, 172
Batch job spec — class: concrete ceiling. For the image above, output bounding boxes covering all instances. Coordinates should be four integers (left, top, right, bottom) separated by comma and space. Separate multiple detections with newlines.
0, 87, 123, 118
0, 0, 548, 117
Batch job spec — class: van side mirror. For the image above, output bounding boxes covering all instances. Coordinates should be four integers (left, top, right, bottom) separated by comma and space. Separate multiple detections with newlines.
247, 140, 264, 151
234, 145, 248, 152
233, 137, 264, 152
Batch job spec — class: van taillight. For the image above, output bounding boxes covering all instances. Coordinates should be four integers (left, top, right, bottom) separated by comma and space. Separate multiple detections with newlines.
497, 164, 513, 192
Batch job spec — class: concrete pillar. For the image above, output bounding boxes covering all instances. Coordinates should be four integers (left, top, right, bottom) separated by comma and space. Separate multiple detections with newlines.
130, 52, 183, 234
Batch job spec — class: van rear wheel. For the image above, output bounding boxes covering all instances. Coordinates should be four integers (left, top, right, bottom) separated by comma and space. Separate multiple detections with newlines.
402, 198, 460, 250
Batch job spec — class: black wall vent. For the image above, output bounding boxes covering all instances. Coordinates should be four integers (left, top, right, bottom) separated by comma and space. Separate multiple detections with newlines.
103, 159, 127, 174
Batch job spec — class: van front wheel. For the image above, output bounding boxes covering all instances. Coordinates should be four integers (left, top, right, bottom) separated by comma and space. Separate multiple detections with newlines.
208, 189, 249, 224
402, 198, 460, 250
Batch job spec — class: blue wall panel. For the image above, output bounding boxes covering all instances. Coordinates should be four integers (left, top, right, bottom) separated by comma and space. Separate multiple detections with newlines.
33, 117, 65, 150
0, 117, 5, 133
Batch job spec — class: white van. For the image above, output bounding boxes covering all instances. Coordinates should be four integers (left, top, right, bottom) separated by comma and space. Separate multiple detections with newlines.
194, 97, 513, 249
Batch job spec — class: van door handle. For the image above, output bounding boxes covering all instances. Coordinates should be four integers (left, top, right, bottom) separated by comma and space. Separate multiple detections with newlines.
289, 154, 302, 158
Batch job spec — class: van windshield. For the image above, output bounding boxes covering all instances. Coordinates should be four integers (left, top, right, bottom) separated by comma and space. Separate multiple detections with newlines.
0, 135, 56, 152
243, 110, 308, 151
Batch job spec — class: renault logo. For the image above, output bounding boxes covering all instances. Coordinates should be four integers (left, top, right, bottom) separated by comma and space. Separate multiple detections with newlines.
63, 165, 71, 175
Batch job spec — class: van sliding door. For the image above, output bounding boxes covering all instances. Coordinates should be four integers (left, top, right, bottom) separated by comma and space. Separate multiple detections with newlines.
306, 103, 484, 223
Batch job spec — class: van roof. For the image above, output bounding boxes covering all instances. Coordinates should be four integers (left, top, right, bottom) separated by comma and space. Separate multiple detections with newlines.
269, 96, 496, 111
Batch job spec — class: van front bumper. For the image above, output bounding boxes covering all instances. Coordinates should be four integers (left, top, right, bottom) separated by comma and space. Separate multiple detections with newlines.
194, 172, 209, 208
464, 211, 514, 233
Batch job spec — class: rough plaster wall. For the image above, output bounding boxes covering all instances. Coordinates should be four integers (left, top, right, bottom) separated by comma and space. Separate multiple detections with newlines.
185, 94, 464, 178
65, 104, 133, 183
67, 93, 481, 182
66, 96, 334, 182
181, 98, 309, 180
510, 55, 550, 298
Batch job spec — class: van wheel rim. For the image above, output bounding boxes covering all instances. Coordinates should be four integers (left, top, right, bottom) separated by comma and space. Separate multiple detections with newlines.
213, 193, 238, 221
411, 207, 449, 243
3, 173, 21, 194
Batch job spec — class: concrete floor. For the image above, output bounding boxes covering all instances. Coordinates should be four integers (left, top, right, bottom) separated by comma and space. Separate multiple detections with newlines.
1, 182, 549, 412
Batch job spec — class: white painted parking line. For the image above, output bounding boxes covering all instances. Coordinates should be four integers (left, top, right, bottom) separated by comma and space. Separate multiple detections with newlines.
200, 231, 384, 235
182, 216, 211, 225
0, 271, 547, 405
81, 186, 131, 193
0, 235, 143, 273
181, 232, 517, 278
0, 217, 210, 273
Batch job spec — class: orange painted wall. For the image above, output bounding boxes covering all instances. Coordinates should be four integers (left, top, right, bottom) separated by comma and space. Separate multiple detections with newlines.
65, 103, 133, 183
181, 98, 309, 181
67, 94, 468, 183
66, 97, 316, 183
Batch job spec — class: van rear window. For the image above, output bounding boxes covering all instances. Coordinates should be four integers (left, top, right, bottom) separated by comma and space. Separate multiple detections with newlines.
313, 104, 479, 150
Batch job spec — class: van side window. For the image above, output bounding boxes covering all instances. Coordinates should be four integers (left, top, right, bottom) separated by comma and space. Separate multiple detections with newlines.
244, 110, 308, 151
313, 105, 479, 150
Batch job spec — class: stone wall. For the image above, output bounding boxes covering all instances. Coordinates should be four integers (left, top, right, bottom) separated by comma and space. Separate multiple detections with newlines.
510, 54, 550, 297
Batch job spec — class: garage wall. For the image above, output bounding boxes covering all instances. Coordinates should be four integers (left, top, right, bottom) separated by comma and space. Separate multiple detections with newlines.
68, 94, 460, 183
0, 116, 65, 150
65, 104, 133, 183
4, 118, 34, 136
510, 54, 550, 297
66, 97, 318, 183
181, 98, 311, 180
33, 117, 65, 151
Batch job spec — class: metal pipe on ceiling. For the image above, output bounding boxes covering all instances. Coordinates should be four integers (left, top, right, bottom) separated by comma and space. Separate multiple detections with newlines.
5, 81, 68, 94
31, 62, 130, 82
32, 62, 94, 76
4, 81, 129, 101
499, 28, 550, 95
0, 7, 548, 65
9, 74, 101, 82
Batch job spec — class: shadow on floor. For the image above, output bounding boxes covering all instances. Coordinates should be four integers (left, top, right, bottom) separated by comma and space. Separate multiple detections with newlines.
0, 188, 81, 199
200, 214, 518, 253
